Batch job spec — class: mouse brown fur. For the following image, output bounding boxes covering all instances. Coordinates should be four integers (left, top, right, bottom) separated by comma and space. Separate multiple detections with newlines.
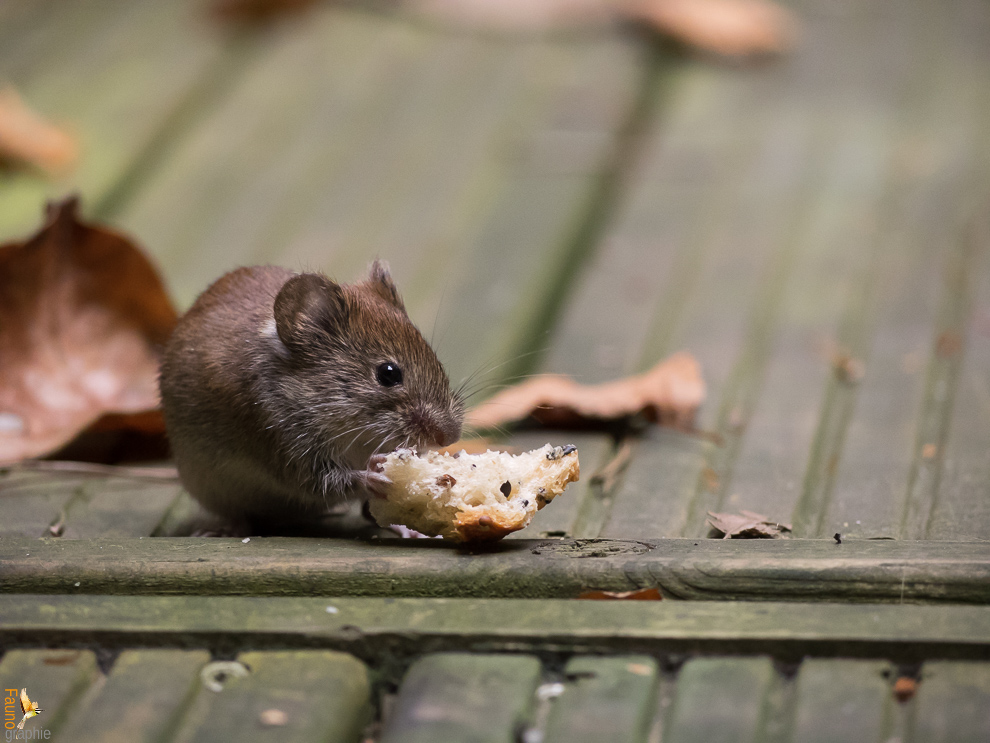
159, 262, 463, 532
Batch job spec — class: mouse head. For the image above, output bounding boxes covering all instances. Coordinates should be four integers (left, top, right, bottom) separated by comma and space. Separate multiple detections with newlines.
272, 261, 463, 465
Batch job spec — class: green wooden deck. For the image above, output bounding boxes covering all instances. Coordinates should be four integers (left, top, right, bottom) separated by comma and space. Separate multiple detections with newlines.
2, 0, 990, 740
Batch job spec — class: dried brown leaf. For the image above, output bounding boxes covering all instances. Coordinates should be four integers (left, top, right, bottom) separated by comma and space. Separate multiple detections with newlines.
0, 87, 78, 176
0, 197, 178, 464
628, 0, 799, 57
578, 587, 663, 600
706, 509, 791, 539
408, 0, 798, 58
467, 352, 705, 431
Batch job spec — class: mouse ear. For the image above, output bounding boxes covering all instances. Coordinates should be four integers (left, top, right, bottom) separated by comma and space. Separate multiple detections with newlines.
367, 259, 406, 312
273, 273, 346, 350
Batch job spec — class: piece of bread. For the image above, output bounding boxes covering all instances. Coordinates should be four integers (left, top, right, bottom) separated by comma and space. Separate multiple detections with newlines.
369, 444, 580, 542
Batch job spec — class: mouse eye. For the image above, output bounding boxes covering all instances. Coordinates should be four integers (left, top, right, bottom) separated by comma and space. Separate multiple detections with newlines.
376, 362, 403, 387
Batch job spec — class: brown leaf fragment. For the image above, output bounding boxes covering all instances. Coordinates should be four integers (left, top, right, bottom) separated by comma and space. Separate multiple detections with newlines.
626, 0, 799, 57
706, 510, 791, 539
0, 87, 78, 176
467, 352, 705, 431
0, 197, 178, 464
578, 587, 663, 600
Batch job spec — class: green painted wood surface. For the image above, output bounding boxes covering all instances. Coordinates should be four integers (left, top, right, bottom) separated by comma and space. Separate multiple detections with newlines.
0, 0, 235, 241
3, 595, 990, 662
0, 649, 99, 737
790, 660, 895, 743
172, 651, 371, 743
2, 536, 988, 603
523, 0, 990, 545
910, 661, 990, 742
51, 649, 208, 743
543, 656, 658, 743
380, 653, 541, 743
662, 657, 774, 743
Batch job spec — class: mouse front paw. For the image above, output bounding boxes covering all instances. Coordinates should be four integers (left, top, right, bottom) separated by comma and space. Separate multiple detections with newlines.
355, 466, 391, 499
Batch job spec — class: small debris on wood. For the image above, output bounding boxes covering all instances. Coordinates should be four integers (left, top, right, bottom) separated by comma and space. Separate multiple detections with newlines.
893, 676, 917, 702
707, 510, 791, 539
833, 351, 865, 384
536, 682, 566, 700
467, 352, 705, 431
589, 439, 634, 492
43, 653, 82, 666
626, 663, 653, 676
936, 330, 962, 358
833, 532, 841, 544
259, 708, 288, 727
201, 661, 249, 692
578, 587, 663, 600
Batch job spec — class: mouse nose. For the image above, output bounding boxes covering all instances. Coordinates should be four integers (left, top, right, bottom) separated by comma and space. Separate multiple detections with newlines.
411, 407, 461, 448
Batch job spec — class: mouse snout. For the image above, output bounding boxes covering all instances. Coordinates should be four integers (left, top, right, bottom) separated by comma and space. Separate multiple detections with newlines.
410, 406, 461, 448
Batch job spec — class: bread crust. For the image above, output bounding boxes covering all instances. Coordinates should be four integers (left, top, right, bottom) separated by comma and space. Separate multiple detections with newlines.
370, 444, 580, 542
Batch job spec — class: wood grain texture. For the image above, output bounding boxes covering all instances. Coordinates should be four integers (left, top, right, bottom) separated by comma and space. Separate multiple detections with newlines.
380, 653, 541, 743
3, 595, 990, 661
1, 536, 988, 603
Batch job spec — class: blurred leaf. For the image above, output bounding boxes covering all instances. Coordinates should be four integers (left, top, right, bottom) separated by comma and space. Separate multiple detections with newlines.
467, 351, 705, 431
0, 87, 77, 176
707, 509, 792, 539
0, 197, 177, 464
629, 0, 798, 57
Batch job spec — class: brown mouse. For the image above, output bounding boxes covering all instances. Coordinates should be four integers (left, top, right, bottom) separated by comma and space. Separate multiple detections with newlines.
159, 261, 464, 533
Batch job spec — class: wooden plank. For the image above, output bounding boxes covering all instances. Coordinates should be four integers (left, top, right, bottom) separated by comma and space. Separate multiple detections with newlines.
2, 536, 989, 603
3, 595, 990, 661
173, 651, 371, 743
0, 649, 99, 736
586, 27, 835, 539
542, 656, 658, 743
662, 657, 774, 743
54, 480, 183, 539
803, 0, 990, 541
0, 472, 183, 538
911, 661, 990, 742
790, 660, 894, 743
0, 0, 232, 241
53, 649, 209, 743
379, 653, 541, 743
921, 2, 990, 543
